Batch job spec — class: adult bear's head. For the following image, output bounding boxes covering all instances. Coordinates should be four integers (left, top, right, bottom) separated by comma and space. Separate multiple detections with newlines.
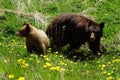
87, 21, 104, 42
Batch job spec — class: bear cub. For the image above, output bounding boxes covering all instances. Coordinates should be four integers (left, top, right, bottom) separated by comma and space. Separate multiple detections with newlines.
16, 22, 49, 55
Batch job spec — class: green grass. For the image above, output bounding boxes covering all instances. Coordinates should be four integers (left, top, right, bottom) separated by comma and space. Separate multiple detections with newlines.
0, 0, 120, 80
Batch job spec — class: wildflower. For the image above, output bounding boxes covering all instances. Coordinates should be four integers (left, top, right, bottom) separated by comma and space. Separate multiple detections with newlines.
106, 76, 113, 80
37, 60, 40, 64
97, 52, 101, 55
43, 65, 47, 68
46, 62, 52, 67
112, 67, 116, 71
101, 64, 106, 68
24, 45, 26, 49
17, 59, 23, 63
55, 66, 61, 71
29, 58, 32, 60
45, 57, 50, 62
59, 61, 67, 66
118, 78, 120, 80
59, 55, 63, 58
30, 54, 34, 57
54, 51, 59, 54
107, 73, 111, 76
22, 63, 29, 68
4, 59, 7, 63
8, 74, 14, 79
43, 55, 48, 58
60, 68, 65, 71
73, 55, 77, 59
18, 77, 25, 80
107, 62, 112, 65
102, 71, 107, 75
49, 67, 56, 70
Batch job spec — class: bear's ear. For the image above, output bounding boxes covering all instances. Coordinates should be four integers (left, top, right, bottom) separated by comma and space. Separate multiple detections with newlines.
24, 22, 30, 31
88, 20, 91, 27
99, 22, 105, 29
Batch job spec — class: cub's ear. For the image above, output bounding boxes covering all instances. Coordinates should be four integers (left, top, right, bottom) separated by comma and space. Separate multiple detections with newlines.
99, 22, 105, 29
24, 22, 30, 31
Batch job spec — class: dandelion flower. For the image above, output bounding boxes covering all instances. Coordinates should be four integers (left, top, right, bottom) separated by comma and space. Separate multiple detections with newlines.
17, 59, 23, 63
102, 71, 107, 75
107, 62, 111, 65
18, 77, 25, 80
101, 64, 106, 68
8, 74, 14, 79
4, 59, 7, 63
49, 67, 56, 70
46, 62, 52, 67
24, 45, 26, 49
59, 61, 67, 66
43, 65, 47, 68
107, 73, 111, 76
106, 76, 113, 80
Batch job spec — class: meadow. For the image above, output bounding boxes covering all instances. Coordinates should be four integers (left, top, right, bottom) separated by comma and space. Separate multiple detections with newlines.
0, 0, 120, 80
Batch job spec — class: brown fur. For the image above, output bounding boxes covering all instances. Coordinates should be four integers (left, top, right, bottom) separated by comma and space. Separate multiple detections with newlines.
16, 22, 49, 55
46, 13, 104, 54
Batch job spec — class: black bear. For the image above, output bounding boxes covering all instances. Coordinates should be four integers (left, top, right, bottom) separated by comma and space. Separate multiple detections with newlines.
46, 13, 104, 54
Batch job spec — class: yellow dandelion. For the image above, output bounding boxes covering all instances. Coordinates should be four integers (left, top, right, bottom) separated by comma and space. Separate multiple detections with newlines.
54, 51, 59, 54
21, 60, 26, 64
107, 62, 112, 65
55, 66, 61, 71
106, 76, 113, 80
117, 78, 120, 80
59, 55, 63, 58
97, 52, 101, 55
4, 59, 7, 63
43, 65, 47, 68
73, 55, 77, 58
49, 67, 56, 70
112, 67, 116, 71
101, 64, 106, 68
18, 77, 25, 80
43, 55, 48, 58
24, 45, 26, 49
17, 59, 23, 63
59, 61, 67, 66
102, 71, 107, 75
22, 63, 28, 68
8, 74, 14, 79
107, 73, 111, 76
29, 58, 32, 60
60, 68, 65, 71
37, 60, 40, 64
30, 54, 34, 57
45, 57, 50, 62
46, 62, 52, 67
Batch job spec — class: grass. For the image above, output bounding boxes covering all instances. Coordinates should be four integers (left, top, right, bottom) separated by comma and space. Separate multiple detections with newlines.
0, 0, 120, 80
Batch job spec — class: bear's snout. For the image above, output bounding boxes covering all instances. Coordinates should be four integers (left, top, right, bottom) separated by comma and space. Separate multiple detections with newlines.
90, 32, 95, 41
15, 32, 20, 36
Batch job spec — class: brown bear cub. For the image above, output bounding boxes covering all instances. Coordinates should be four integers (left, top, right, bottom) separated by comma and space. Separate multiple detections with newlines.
16, 22, 49, 55
46, 13, 105, 54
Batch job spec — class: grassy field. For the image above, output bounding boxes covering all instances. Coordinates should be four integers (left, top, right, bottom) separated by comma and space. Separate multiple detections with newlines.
0, 0, 120, 80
